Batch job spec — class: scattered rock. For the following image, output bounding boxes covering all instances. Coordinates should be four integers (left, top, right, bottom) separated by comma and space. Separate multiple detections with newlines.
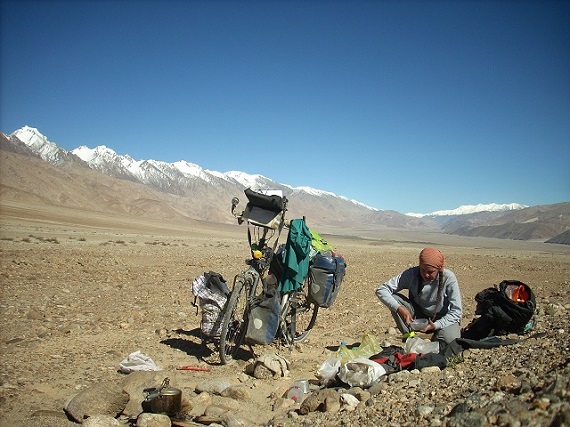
497, 374, 523, 393
26, 308, 45, 320
195, 379, 232, 395
220, 384, 251, 401
298, 388, 340, 415
136, 412, 171, 427
64, 382, 129, 423
83, 414, 122, 427
251, 353, 290, 379
340, 393, 359, 411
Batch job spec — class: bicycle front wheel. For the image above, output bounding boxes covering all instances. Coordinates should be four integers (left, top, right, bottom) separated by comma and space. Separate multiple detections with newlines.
283, 287, 319, 344
219, 274, 249, 364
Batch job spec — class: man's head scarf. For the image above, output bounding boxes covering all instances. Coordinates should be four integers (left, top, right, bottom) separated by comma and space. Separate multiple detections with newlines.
419, 247, 445, 271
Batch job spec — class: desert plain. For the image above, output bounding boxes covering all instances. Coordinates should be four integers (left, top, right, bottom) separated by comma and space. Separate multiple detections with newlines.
1, 200, 569, 426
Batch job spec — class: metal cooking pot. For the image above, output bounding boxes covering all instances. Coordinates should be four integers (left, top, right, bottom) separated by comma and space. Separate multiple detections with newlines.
143, 377, 182, 416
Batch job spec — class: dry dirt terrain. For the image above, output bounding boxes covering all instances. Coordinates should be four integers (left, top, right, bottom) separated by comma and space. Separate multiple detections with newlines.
1, 201, 569, 426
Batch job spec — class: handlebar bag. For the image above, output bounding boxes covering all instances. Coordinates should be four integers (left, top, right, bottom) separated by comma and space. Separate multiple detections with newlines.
242, 205, 282, 229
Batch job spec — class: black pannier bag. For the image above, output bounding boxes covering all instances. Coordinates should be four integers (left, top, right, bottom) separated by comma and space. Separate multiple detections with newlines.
461, 280, 536, 340
244, 188, 284, 212
308, 252, 346, 308
245, 289, 281, 345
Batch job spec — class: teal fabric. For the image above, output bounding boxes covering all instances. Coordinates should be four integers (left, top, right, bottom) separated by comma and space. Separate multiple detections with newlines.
278, 218, 312, 292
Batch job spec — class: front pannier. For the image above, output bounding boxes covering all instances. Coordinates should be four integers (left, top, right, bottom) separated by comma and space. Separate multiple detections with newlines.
245, 289, 281, 345
308, 252, 346, 308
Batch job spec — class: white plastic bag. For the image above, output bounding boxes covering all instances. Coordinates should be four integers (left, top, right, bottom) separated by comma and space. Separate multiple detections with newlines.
338, 357, 386, 388
119, 350, 162, 374
404, 336, 440, 354
316, 357, 341, 385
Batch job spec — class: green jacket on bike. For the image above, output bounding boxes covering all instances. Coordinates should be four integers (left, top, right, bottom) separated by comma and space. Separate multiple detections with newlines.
279, 218, 312, 292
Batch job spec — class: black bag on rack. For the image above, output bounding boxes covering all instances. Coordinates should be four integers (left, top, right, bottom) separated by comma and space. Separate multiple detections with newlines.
244, 188, 285, 212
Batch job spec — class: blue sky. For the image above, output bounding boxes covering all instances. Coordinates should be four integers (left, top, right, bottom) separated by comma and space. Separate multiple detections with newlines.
1, 0, 569, 214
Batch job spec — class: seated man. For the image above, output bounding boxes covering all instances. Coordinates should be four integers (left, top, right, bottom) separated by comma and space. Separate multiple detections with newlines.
375, 247, 462, 344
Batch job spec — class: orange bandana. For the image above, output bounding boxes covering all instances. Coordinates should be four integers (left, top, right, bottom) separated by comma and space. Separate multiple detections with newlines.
419, 247, 445, 271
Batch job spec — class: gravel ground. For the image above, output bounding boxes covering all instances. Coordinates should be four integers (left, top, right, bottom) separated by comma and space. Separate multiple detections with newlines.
1, 212, 569, 426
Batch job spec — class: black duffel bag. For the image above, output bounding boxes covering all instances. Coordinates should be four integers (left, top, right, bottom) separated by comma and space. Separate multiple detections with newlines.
461, 280, 536, 340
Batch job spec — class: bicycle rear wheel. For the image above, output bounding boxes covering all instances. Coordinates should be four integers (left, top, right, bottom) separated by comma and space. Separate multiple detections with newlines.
282, 286, 319, 344
219, 274, 249, 364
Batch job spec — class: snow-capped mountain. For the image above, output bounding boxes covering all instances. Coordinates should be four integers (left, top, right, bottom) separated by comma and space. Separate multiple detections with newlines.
407, 203, 527, 218
9, 126, 389, 213
6, 125, 530, 223
11, 126, 83, 165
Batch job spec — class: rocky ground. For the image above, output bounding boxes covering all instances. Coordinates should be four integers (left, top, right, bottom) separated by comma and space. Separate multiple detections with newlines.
1, 209, 569, 427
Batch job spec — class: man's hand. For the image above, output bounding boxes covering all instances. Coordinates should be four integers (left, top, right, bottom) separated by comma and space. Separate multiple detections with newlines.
396, 306, 413, 326
420, 319, 436, 333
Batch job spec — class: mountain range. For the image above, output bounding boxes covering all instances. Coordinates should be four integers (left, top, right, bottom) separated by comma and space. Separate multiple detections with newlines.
1, 126, 569, 244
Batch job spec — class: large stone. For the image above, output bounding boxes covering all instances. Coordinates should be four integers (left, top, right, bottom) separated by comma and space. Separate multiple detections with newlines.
251, 354, 290, 379
64, 382, 129, 423
220, 384, 251, 401
136, 412, 171, 427
298, 388, 340, 415
83, 414, 122, 427
496, 375, 523, 394
29, 409, 77, 427
195, 379, 232, 395
340, 393, 359, 411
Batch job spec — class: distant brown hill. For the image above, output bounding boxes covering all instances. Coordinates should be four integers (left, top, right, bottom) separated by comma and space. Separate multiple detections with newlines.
447, 202, 570, 242
1, 131, 568, 243
546, 229, 570, 245
0, 141, 229, 225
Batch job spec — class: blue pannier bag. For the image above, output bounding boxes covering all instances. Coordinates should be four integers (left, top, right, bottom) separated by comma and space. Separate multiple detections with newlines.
308, 252, 346, 308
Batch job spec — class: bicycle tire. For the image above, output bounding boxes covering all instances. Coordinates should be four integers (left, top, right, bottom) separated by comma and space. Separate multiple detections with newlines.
282, 286, 319, 344
219, 274, 248, 364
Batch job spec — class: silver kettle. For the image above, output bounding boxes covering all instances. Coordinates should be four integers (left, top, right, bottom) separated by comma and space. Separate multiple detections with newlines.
143, 377, 182, 416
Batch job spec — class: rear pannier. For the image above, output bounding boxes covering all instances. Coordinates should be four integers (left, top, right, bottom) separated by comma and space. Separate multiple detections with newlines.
307, 252, 346, 308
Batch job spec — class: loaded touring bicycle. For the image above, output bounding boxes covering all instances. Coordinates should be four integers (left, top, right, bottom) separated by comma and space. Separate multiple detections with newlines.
218, 188, 319, 364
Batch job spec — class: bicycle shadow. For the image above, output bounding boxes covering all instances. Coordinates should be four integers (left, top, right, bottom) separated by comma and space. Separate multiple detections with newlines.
160, 327, 211, 360
172, 328, 201, 338
160, 328, 254, 364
